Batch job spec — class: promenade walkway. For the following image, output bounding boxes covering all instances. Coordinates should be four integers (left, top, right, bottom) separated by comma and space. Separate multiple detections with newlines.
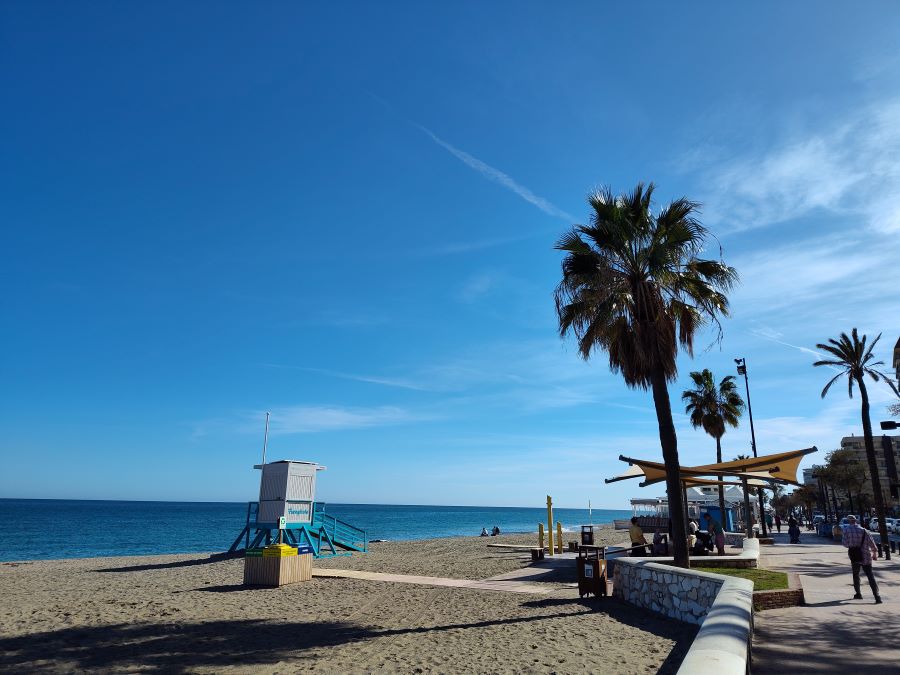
753, 531, 900, 674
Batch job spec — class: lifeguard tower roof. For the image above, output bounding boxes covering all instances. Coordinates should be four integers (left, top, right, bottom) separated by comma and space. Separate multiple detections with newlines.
254, 460, 326, 470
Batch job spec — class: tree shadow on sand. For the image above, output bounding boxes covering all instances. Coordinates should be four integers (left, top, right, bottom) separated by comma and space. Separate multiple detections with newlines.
0, 619, 372, 672
96, 553, 240, 574
1, 603, 698, 673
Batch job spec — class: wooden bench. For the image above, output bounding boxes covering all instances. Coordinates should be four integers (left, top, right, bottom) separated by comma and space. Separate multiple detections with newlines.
486, 543, 545, 560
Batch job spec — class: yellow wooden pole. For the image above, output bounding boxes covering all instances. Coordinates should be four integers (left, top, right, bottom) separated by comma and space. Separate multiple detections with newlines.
538, 523, 544, 550
556, 521, 563, 554
547, 495, 554, 556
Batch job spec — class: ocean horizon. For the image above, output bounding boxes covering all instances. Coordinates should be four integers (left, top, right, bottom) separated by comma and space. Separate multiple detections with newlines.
0, 499, 631, 562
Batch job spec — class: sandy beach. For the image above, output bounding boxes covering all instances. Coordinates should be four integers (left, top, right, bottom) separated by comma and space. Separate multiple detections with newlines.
0, 528, 696, 673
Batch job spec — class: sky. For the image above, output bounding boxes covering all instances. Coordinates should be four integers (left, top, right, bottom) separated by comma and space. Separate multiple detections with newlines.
2, 2, 899, 508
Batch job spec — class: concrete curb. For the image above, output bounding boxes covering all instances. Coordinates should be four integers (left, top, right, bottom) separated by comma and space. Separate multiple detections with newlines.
676, 575, 754, 675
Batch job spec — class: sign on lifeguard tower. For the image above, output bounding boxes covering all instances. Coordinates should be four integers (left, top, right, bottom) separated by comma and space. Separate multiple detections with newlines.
255, 460, 324, 526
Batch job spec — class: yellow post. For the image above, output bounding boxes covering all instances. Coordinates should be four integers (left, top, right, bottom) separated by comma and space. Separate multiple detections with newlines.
556, 521, 563, 554
538, 523, 544, 550
547, 495, 554, 557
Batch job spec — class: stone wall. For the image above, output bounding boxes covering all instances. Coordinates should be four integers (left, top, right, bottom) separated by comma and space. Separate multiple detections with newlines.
613, 560, 724, 624
613, 555, 755, 675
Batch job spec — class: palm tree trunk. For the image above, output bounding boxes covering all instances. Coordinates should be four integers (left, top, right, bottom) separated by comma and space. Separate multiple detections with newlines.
651, 368, 689, 568
858, 378, 891, 559
716, 437, 727, 531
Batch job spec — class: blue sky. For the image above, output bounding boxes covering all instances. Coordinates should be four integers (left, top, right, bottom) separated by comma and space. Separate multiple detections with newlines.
2, 3, 899, 508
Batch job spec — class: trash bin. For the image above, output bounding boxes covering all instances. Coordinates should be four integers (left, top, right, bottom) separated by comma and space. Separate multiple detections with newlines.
576, 548, 607, 598
581, 525, 594, 546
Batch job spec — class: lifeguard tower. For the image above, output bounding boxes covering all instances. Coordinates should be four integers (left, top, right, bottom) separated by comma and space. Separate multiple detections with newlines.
229, 459, 368, 557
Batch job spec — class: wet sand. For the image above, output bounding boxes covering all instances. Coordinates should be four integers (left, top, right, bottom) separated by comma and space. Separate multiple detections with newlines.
0, 528, 696, 673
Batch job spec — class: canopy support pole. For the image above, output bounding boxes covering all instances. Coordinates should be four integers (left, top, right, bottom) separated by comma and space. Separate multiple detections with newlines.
741, 476, 754, 538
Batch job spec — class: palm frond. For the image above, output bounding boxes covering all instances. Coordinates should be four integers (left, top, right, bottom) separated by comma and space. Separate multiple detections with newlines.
820, 371, 844, 398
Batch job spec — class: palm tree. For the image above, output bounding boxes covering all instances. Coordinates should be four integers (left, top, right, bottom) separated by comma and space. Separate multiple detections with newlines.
814, 329, 900, 559
682, 369, 745, 531
555, 182, 737, 568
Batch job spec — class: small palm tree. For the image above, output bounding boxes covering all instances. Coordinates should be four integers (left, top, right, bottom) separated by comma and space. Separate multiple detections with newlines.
814, 329, 900, 558
555, 182, 737, 568
682, 369, 744, 530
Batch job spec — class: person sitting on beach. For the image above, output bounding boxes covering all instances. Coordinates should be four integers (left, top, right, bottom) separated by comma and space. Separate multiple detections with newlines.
491, 526, 500, 536
480, 527, 489, 537
688, 519, 698, 535
629, 517, 648, 556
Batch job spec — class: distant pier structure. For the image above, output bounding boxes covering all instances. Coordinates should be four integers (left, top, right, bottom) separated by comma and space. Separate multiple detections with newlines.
229, 460, 368, 557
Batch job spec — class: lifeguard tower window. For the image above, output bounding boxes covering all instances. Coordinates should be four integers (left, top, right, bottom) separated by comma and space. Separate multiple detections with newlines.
257, 461, 322, 526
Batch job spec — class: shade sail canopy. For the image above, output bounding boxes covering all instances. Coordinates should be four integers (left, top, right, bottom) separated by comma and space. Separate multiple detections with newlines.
605, 446, 817, 487
680, 475, 768, 488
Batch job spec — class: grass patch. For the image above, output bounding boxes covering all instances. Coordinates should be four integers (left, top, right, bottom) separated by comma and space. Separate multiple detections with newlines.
693, 567, 789, 591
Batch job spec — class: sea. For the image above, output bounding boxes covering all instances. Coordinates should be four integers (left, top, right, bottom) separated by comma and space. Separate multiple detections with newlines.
0, 499, 631, 562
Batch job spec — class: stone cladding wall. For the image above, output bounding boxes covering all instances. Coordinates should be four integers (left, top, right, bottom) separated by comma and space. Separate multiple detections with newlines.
613, 561, 724, 625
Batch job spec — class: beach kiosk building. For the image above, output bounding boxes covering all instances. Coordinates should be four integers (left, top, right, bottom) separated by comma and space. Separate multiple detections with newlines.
230, 459, 368, 557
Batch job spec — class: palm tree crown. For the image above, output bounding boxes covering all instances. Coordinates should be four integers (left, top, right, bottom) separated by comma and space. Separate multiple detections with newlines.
554, 182, 737, 388
682, 370, 744, 442
555, 182, 737, 568
814, 329, 899, 399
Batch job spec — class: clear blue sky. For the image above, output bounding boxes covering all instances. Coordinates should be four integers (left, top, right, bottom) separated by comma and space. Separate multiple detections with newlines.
2, 2, 899, 508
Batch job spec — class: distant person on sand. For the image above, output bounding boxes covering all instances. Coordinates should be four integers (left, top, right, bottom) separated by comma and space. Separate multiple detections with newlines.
491, 526, 500, 536
775, 513, 782, 533
480, 527, 489, 537
703, 513, 725, 555
841, 515, 881, 604
629, 517, 647, 556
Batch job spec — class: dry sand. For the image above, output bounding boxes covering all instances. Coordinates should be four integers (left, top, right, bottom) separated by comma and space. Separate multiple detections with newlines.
0, 529, 696, 674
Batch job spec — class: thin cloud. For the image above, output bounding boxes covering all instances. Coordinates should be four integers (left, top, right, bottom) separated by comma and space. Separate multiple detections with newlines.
416, 124, 575, 221
263, 364, 436, 392
692, 98, 900, 234
257, 405, 426, 434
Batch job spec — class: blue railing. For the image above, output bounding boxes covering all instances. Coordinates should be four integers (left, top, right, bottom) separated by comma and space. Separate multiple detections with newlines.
313, 508, 368, 552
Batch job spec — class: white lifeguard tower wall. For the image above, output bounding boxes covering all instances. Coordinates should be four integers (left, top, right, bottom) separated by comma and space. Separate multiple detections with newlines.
255, 460, 325, 525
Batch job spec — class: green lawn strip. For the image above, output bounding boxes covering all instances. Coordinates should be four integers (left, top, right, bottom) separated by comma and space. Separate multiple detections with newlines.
693, 567, 789, 591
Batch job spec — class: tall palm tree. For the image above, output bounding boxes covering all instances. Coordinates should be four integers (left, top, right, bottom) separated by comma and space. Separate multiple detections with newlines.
682, 369, 744, 531
814, 329, 900, 559
555, 182, 737, 568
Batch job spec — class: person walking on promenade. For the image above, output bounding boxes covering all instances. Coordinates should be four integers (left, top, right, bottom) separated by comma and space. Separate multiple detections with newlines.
841, 515, 881, 603
703, 513, 726, 555
775, 513, 781, 533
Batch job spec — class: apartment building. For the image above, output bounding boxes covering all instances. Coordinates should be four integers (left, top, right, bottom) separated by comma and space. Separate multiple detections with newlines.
840, 434, 900, 506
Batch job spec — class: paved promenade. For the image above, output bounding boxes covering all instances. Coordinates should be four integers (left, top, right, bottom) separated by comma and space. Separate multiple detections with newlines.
753, 531, 900, 674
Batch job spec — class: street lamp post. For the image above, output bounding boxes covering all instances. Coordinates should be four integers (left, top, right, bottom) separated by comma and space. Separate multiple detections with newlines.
736, 358, 766, 537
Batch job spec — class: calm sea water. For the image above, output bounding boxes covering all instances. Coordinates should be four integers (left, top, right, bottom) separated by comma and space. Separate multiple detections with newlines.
0, 499, 630, 562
